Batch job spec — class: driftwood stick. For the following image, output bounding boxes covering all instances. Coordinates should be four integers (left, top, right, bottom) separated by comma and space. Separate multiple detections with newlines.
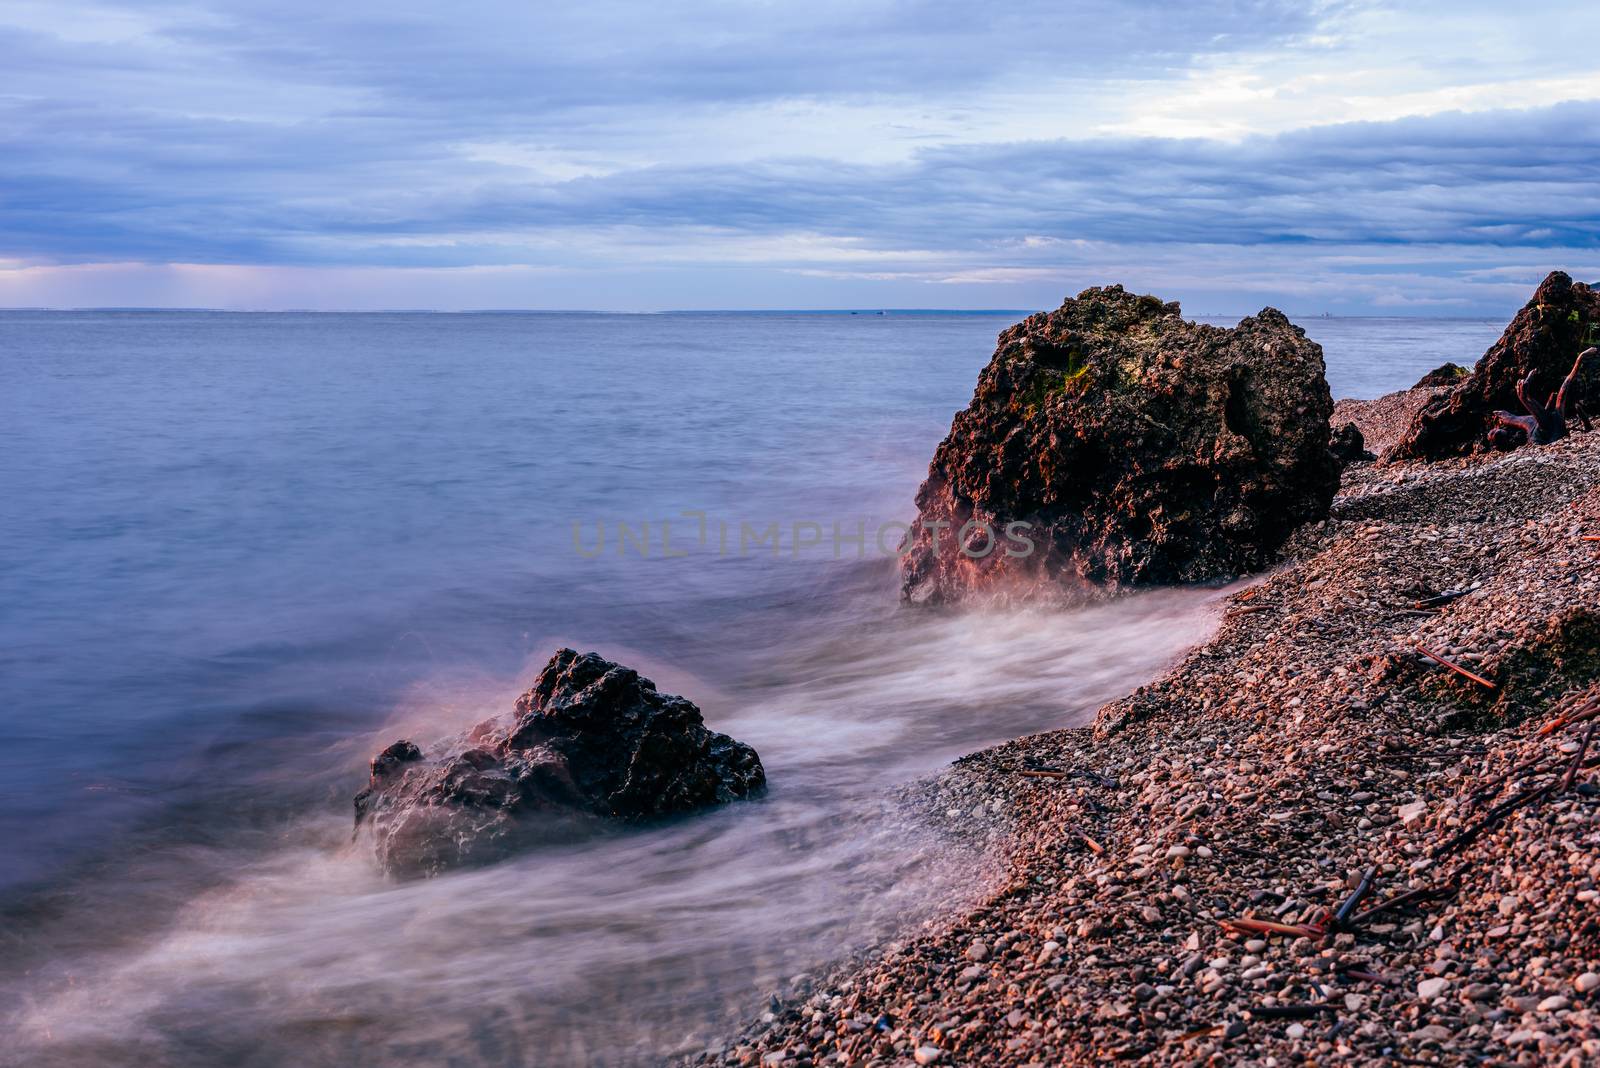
1331, 866, 1378, 930
1471, 752, 1557, 803
1413, 642, 1496, 690
1537, 697, 1599, 736
1222, 917, 1324, 939
1252, 1003, 1335, 1019
1350, 882, 1458, 925
1433, 782, 1553, 858
1561, 719, 1599, 793
1414, 590, 1470, 609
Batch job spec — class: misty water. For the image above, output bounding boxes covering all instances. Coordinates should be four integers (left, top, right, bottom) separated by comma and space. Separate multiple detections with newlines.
0, 310, 1503, 1066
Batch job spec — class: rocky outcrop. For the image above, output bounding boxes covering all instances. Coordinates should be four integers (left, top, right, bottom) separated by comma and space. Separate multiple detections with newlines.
355, 649, 765, 875
1412, 362, 1471, 390
1329, 422, 1375, 465
1388, 272, 1600, 461
899, 286, 1339, 604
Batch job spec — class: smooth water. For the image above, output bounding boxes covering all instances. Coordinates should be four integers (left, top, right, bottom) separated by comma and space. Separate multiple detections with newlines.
0, 310, 1502, 1066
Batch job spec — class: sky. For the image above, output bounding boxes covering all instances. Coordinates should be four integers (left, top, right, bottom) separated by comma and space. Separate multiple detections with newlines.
2, 0, 1599, 313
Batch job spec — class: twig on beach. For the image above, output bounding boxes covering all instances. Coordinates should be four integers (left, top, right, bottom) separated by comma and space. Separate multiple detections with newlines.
1413, 642, 1497, 690
1251, 1003, 1335, 1020
1470, 752, 1557, 803
1019, 768, 1070, 780
1538, 698, 1599, 736
1349, 882, 1458, 925
1339, 969, 1390, 984
1433, 782, 1553, 858
1583, 535, 1600, 542
1330, 866, 1378, 931
1221, 917, 1324, 939
1078, 829, 1106, 855
1414, 590, 1470, 610
1560, 719, 1598, 792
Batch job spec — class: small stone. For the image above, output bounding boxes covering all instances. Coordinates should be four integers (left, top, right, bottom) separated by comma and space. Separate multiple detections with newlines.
1417, 977, 1450, 1000
966, 941, 991, 962
1498, 895, 1520, 917
1286, 1022, 1306, 1040
913, 1046, 943, 1066
1398, 801, 1426, 824
1537, 995, 1570, 1012
1575, 973, 1600, 994
1167, 845, 1192, 859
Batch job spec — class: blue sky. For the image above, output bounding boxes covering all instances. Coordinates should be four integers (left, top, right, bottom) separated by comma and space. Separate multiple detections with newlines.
2, 1, 1598, 312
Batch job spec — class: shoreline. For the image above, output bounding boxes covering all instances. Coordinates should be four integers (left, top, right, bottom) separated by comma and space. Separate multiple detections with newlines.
700, 390, 1600, 1066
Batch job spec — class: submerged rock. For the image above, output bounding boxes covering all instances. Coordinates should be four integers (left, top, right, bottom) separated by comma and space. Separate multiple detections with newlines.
1388, 271, 1600, 461
355, 648, 765, 875
899, 285, 1338, 604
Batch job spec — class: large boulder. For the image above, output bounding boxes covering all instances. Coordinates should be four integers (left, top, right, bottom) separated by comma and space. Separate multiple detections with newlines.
355, 648, 765, 875
1387, 272, 1600, 461
900, 285, 1338, 605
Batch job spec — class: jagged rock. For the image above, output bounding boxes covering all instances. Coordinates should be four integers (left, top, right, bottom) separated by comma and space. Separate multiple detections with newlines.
354, 648, 765, 875
1412, 362, 1471, 389
1329, 422, 1376, 465
1388, 272, 1600, 461
899, 285, 1338, 604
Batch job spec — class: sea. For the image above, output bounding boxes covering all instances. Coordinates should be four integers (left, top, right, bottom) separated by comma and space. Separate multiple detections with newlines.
0, 310, 1504, 1066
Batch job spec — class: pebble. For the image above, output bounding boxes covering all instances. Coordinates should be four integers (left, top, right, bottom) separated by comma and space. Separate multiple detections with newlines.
913, 1046, 943, 1065
1417, 977, 1450, 1000
1536, 995, 1570, 1012
966, 941, 990, 962
1575, 972, 1600, 994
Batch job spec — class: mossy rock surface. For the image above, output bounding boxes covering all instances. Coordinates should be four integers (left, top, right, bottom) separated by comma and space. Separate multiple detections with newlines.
900, 284, 1339, 604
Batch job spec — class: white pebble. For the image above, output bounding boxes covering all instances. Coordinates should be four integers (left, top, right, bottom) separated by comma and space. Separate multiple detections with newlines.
1417, 977, 1450, 1000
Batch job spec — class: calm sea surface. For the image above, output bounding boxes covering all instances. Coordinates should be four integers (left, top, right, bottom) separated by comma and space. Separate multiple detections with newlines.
0, 310, 1503, 1066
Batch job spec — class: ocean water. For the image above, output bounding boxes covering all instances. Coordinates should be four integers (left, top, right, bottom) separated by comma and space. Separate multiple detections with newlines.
0, 310, 1503, 1066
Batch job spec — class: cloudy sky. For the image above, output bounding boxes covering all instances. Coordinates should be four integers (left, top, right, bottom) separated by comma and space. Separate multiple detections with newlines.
2, 0, 1598, 312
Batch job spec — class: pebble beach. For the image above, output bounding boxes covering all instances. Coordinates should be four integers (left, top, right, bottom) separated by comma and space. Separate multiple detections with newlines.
703, 387, 1600, 1067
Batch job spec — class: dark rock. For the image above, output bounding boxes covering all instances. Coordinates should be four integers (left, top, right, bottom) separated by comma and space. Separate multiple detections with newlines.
1388, 272, 1600, 461
899, 285, 1338, 604
355, 648, 765, 875
1412, 362, 1471, 390
1329, 422, 1376, 465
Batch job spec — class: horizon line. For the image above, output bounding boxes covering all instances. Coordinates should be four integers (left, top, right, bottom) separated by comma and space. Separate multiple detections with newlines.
0, 306, 1502, 320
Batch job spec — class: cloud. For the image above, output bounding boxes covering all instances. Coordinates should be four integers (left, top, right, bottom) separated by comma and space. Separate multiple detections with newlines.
1, 1, 1598, 310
